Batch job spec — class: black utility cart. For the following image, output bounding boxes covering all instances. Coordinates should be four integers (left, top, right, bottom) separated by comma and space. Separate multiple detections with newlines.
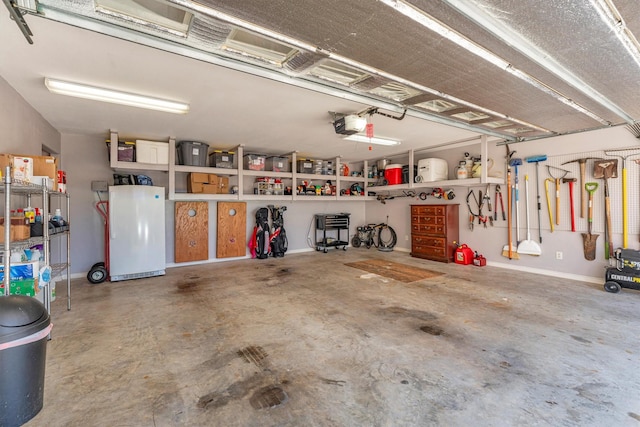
315, 213, 350, 253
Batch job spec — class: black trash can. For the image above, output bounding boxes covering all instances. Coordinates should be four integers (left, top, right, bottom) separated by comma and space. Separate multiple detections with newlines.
0, 295, 52, 427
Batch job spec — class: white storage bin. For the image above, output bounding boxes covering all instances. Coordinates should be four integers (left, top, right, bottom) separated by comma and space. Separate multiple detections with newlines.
136, 140, 169, 164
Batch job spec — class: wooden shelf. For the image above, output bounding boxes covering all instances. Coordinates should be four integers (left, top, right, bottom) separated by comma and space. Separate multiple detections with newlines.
174, 165, 238, 175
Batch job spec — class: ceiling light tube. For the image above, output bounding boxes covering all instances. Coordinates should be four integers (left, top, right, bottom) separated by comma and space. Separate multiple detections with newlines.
44, 78, 190, 114
344, 134, 401, 146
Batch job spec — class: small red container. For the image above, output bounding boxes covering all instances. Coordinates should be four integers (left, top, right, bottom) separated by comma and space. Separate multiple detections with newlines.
455, 244, 474, 265
384, 164, 403, 185
473, 255, 486, 266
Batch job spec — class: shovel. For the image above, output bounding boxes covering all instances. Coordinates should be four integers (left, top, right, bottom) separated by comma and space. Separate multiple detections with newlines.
582, 182, 599, 261
593, 159, 618, 258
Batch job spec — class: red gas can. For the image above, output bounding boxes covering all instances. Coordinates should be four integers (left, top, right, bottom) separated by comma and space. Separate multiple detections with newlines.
454, 244, 474, 265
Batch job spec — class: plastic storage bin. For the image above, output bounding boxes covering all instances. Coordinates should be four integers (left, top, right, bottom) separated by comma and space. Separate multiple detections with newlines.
209, 151, 234, 169
0, 295, 52, 426
136, 140, 169, 164
265, 156, 290, 172
244, 154, 266, 171
297, 159, 314, 174
106, 141, 135, 162
177, 141, 209, 167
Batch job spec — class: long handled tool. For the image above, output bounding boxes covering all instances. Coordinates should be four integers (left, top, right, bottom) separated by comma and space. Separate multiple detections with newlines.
494, 185, 505, 221
517, 175, 542, 256
544, 178, 554, 232
582, 182, 599, 261
525, 155, 547, 243
594, 159, 618, 259
510, 157, 523, 242
562, 177, 577, 232
561, 157, 602, 218
604, 149, 640, 248
547, 165, 569, 226
502, 145, 519, 259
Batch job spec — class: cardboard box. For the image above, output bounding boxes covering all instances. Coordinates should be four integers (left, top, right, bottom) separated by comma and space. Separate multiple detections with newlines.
191, 172, 209, 183
187, 172, 208, 193
0, 154, 57, 189
208, 174, 229, 194
0, 216, 30, 243
187, 181, 204, 193
201, 184, 219, 194
0, 154, 33, 182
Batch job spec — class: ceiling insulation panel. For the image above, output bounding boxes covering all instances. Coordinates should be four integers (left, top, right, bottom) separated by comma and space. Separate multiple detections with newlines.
29, 0, 640, 142
442, 0, 640, 120
191, 0, 627, 133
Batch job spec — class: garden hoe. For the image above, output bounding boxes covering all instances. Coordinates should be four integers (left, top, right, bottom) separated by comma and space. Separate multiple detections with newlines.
582, 182, 599, 261
547, 165, 569, 226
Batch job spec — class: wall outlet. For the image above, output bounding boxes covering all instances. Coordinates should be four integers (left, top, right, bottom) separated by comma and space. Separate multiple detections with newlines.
405, 235, 409, 241
556, 251, 563, 260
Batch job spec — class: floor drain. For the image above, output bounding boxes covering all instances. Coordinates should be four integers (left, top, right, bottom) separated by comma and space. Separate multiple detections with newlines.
420, 325, 443, 336
237, 346, 268, 367
249, 385, 288, 410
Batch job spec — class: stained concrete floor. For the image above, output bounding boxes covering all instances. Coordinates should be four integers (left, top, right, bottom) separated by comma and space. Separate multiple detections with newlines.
25, 250, 640, 426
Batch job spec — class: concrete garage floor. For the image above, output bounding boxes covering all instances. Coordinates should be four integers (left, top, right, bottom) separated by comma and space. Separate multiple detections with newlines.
26, 250, 640, 426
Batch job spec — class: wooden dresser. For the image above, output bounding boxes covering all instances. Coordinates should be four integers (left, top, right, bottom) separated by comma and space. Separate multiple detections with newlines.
410, 204, 459, 263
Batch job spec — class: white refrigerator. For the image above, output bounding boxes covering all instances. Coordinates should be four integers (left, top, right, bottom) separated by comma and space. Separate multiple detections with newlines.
108, 185, 166, 282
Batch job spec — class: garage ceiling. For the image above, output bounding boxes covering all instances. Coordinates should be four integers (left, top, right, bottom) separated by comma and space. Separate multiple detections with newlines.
2, 0, 640, 161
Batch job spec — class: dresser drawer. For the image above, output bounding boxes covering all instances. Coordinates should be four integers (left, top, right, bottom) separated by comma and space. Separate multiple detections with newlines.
411, 205, 445, 216
411, 244, 447, 259
411, 223, 446, 235
411, 215, 445, 226
412, 235, 446, 248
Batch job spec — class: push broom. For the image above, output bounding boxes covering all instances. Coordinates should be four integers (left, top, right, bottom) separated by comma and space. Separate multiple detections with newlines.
525, 155, 547, 243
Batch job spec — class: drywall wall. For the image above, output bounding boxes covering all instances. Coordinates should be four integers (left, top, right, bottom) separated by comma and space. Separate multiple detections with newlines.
0, 76, 60, 155
365, 125, 640, 281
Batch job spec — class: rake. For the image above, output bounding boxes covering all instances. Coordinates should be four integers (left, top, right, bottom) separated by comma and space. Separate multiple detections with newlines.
626, 122, 640, 138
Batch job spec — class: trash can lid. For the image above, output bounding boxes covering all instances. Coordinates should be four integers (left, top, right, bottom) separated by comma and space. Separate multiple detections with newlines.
0, 295, 50, 344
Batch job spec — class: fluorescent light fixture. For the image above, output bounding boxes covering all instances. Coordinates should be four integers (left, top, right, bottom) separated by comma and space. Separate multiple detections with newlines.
44, 78, 190, 114
344, 134, 401, 146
